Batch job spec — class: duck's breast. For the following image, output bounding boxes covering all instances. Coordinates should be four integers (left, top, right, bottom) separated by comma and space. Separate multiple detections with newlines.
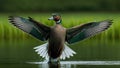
48, 25, 66, 58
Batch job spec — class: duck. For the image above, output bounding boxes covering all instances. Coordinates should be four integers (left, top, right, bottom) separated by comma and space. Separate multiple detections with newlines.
8, 13, 113, 63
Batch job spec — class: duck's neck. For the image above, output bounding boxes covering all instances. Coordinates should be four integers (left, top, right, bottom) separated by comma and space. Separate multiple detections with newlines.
56, 19, 62, 24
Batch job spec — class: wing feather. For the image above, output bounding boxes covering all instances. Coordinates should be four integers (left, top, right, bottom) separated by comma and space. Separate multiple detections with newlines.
8, 16, 50, 41
66, 20, 113, 44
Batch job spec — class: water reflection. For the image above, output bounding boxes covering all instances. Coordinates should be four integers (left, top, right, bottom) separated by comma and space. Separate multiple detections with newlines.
38, 62, 72, 68
28, 61, 120, 68
40, 63, 60, 68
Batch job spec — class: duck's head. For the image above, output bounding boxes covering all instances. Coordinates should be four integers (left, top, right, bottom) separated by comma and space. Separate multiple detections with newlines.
48, 13, 62, 24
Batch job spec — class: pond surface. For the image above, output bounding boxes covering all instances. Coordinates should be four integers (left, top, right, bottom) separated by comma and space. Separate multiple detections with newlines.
0, 39, 120, 68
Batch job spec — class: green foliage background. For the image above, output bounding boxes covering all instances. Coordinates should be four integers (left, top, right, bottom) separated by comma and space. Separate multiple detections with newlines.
0, 0, 119, 41
0, 0, 120, 12
0, 13, 119, 40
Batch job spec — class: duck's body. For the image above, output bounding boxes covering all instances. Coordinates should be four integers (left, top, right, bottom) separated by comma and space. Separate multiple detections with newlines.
8, 13, 113, 63
48, 24, 66, 60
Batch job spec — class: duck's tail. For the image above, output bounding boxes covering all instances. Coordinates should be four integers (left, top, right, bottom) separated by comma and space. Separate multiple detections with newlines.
34, 43, 49, 60
33, 43, 76, 61
60, 44, 76, 60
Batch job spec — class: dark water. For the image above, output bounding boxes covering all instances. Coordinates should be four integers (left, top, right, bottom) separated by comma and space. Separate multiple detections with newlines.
0, 39, 120, 68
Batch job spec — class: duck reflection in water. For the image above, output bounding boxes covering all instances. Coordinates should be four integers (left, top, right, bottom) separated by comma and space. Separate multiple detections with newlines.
40, 63, 60, 68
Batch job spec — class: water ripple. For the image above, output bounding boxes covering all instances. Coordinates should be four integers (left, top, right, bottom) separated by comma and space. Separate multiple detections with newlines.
27, 61, 120, 65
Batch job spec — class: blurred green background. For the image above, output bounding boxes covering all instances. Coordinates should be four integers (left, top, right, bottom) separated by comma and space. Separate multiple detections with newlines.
0, 0, 120, 12
0, 0, 120, 40
0, 0, 120, 68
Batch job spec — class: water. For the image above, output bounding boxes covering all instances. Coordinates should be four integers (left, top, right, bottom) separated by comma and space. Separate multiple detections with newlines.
0, 39, 120, 68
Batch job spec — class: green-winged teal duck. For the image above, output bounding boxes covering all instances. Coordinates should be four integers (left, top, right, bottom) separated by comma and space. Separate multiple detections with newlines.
8, 13, 113, 63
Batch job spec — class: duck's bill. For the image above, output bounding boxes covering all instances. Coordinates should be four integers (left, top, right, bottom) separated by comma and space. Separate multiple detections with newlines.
48, 16, 53, 20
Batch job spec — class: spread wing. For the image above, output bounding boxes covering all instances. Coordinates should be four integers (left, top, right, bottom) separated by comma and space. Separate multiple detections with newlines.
8, 16, 50, 41
66, 20, 113, 44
